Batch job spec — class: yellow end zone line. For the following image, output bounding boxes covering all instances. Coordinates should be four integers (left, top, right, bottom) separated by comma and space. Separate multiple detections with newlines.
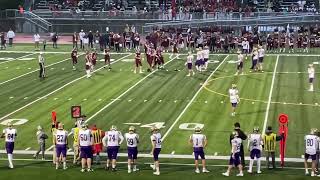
203, 72, 320, 107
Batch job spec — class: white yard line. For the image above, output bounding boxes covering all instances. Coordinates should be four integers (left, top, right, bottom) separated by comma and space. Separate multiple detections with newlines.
0, 53, 132, 123
84, 55, 179, 124
45, 55, 179, 152
0, 53, 36, 65
263, 55, 279, 133
162, 55, 229, 141
0, 55, 82, 86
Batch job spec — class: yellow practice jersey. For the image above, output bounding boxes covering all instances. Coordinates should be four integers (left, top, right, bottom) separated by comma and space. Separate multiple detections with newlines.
92, 129, 103, 145
73, 127, 80, 144
263, 133, 277, 152
51, 128, 57, 144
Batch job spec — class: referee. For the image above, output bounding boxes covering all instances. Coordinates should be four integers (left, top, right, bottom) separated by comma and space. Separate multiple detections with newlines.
39, 52, 46, 79
230, 122, 247, 167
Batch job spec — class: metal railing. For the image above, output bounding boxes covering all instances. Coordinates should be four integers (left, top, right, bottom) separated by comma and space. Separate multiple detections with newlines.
30, 9, 319, 21
14, 10, 53, 32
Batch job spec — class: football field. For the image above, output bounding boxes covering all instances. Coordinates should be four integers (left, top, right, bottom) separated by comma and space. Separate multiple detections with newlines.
0, 45, 320, 179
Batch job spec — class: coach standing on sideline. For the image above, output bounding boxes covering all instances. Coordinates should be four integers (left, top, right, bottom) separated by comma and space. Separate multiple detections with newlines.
230, 122, 247, 167
38, 52, 46, 79
79, 30, 85, 50
72, 32, 78, 49
7, 28, 15, 47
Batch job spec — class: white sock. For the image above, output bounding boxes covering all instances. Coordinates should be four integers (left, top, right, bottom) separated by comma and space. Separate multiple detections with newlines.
249, 159, 253, 172
112, 164, 116, 168
8, 154, 13, 167
257, 158, 261, 172
128, 165, 131, 170
63, 162, 66, 169
133, 165, 137, 170
311, 84, 314, 90
156, 166, 160, 173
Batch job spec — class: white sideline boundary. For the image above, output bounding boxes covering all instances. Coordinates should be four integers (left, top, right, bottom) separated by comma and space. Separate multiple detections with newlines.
0, 50, 131, 55
0, 54, 85, 85
263, 55, 279, 133
0, 53, 132, 122
162, 55, 230, 141
0, 53, 36, 65
45, 55, 179, 151
2, 50, 320, 57
0, 150, 305, 163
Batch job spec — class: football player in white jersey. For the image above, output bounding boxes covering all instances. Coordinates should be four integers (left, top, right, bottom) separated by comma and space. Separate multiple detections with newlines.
189, 127, 209, 173
247, 127, 263, 174
223, 131, 244, 177
202, 46, 210, 71
54, 123, 68, 170
150, 126, 161, 175
185, 51, 195, 77
124, 126, 140, 173
195, 48, 203, 72
235, 50, 244, 75
304, 128, 319, 176
258, 45, 265, 72
229, 84, 240, 116
1, 122, 17, 168
102, 125, 124, 171
78, 124, 93, 172
308, 64, 315, 92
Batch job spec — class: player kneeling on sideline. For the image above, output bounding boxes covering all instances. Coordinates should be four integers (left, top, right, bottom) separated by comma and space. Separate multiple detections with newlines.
247, 127, 263, 174
304, 128, 320, 176
185, 51, 195, 77
54, 123, 68, 170
229, 84, 240, 116
189, 127, 209, 173
223, 131, 244, 177
79, 124, 94, 172
125, 126, 140, 173
308, 64, 315, 92
102, 125, 124, 171
1, 122, 17, 169
134, 51, 143, 74
150, 126, 161, 176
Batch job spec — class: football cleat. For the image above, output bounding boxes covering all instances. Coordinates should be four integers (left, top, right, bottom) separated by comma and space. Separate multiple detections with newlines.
87, 168, 94, 172
150, 164, 155, 170
81, 169, 85, 172
195, 169, 200, 174
222, 172, 229, 177
153, 171, 160, 176
236, 173, 244, 176
257, 171, 262, 174
202, 169, 210, 173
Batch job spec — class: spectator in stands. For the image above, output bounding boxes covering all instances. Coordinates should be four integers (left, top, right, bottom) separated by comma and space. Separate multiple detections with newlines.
72, 32, 78, 49
83, 33, 89, 50
34, 33, 40, 50
88, 31, 94, 48
7, 28, 15, 47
